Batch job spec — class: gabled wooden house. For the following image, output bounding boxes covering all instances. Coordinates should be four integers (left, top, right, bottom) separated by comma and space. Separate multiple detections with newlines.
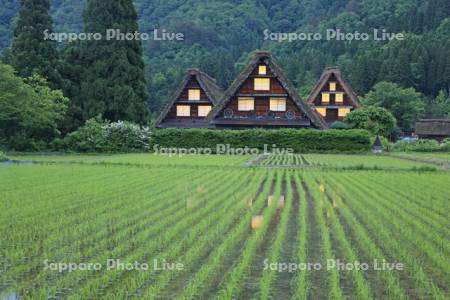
156, 69, 223, 128
210, 52, 327, 129
307, 68, 361, 124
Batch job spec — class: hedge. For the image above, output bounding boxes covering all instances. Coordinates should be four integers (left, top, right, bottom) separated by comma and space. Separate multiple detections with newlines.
151, 129, 372, 153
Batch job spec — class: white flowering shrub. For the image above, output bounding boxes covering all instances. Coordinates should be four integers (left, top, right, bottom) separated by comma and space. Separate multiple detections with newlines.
102, 121, 151, 152
57, 118, 151, 152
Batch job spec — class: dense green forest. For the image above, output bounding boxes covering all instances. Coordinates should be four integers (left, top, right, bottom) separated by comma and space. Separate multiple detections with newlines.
1, 0, 449, 117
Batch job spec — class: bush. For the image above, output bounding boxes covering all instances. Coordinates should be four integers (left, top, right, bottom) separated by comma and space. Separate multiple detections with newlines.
55, 118, 151, 152
345, 106, 397, 137
392, 139, 443, 152
330, 121, 349, 129
152, 128, 372, 153
0, 151, 8, 161
443, 138, 450, 151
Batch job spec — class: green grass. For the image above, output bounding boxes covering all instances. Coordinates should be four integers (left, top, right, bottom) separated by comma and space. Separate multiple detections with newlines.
8, 153, 251, 167
392, 152, 450, 163
0, 155, 448, 299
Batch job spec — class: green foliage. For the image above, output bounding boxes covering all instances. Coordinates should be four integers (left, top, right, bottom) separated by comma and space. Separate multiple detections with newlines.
392, 139, 448, 152
152, 129, 372, 153
0, 0, 18, 50
10, 0, 61, 87
1, 0, 450, 118
0, 64, 68, 150
345, 106, 397, 137
56, 117, 151, 153
0, 150, 7, 161
62, 0, 149, 127
329, 121, 349, 130
428, 90, 450, 118
362, 82, 425, 130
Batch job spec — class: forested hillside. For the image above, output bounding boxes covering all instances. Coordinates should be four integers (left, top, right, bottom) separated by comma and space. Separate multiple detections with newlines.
1, 0, 449, 115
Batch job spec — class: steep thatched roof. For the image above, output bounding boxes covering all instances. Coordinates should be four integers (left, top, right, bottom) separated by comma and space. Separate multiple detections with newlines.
210, 51, 328, 129
415, 119, 450, 136
307, 67, 361, 108
155, 68, 224, 127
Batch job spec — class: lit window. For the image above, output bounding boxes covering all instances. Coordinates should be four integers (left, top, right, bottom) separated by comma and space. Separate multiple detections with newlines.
335, 93, 344, 104
329, 82, 336, 91
338, 108, 351, 117
238, 97, 255, 111
254, 78, 270, 91
316, 107, 326, 117
322, 92, 330, 104
198, 105, 212, 117
188, 89, 201, 101
270, 98, 286, 111
177, 105, 190, 117
258, 65, 267, 75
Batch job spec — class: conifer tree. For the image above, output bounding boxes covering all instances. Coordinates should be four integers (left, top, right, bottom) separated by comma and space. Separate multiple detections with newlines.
11, 0, 60, 87
78, 0, 149, 124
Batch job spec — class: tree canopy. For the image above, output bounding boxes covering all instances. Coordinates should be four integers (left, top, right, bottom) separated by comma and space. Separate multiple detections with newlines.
1, 0, 448, 117
10, 0, 61, 87
0, 63, 68, 150
362, 82, 426, 130
345, 106, 397, 137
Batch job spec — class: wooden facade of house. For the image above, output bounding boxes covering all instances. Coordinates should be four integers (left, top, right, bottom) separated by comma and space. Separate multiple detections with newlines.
210, 52, 327, 129
415, 119, 450, 141
156, 69, 223, 128
307, 68, 361, 124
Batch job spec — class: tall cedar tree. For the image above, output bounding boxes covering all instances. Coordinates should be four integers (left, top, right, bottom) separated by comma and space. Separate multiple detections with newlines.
11, 0, 60, 87
79, 0, 149, 124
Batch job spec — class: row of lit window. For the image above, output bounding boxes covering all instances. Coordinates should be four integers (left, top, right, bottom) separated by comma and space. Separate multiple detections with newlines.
321, 92, 344, 104
176, 105, 212, 117
316, 107, 351, 118
238, 97, 286, 112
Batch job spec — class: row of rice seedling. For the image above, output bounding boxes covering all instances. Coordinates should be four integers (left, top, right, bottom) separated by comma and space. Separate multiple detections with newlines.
346, 174, 449, 268
302, 174, 343, 300
42, 170, 217, 298
1, 166, 229, 298
292, 173, 308, 299
215, 171, 283, 299
1, 166, 211, 298
369, 173, 448, 224
313, 175, 372, 299
2, 160, 448, 298
321, 175, 407, 299
176, 172, 274, 300
258, 173, 294, 299
1, 167, 170, 287
327, 173, 446, 299
61, 169, 251, 299
361, 174, 449, 250
138, 171, 271, 299
260, 154, 310, 167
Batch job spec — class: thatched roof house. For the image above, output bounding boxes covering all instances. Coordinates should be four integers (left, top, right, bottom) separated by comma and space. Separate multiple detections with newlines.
307, 67, 361, 124
415, 119, 450, 141
156, 68, 223, 128
210, 51, 327, 129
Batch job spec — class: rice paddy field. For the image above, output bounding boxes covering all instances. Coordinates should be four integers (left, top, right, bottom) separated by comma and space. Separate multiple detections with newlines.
1, 154, 449, 299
